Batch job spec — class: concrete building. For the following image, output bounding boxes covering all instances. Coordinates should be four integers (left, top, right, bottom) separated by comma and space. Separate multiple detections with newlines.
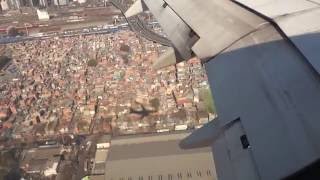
105, 132, 217, 180
92, 135, 111, 175
77, 0, 86, 4
54, 0, 68, 6
93, 149, 109, 175
1, 0, 10, 10
20, 146, 64, 177
36, 9, 50, 20
96, 135, 111, 149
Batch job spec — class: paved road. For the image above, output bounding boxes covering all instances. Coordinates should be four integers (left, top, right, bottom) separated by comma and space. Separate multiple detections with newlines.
110, 0, 172, 46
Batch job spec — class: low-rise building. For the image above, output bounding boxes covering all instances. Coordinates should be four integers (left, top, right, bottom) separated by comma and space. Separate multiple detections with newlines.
36, 9, 50, 21
20, 146, 64, 178
92, 135, 111, 175
105, 132, 217, 180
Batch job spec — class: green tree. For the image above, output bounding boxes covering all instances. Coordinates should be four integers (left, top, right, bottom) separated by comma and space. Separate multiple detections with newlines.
149, 98, 160, 111
199, 88, 216, 114
87, 59, 98, 67
120, 44, 130, 52
6, 26, 19, 37
78, 121, 89, 132
0, 56, 11, 70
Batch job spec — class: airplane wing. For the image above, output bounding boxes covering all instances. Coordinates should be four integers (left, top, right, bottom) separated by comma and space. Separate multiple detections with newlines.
126, 0, 320, 180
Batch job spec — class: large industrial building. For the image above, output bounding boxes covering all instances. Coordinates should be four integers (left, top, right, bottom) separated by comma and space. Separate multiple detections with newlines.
104, 132, 217, 180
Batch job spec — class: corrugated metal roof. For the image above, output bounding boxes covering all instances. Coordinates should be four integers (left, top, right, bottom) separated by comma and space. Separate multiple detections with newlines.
95, 149, 108, 163
105, 133, 216, 180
